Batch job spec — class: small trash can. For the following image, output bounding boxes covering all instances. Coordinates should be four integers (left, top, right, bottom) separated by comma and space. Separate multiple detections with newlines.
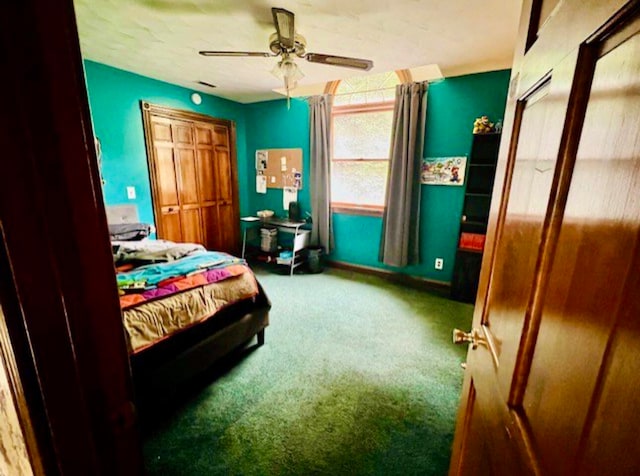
307, 246, 324, 273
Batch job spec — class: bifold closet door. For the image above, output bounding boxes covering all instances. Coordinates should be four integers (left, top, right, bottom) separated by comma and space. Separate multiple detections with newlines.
194, 123, 219, 250
148, 116, 203, 244
148, 116, 184, 243
145, 107, 239, 252
213, 124, 239, 251
173, 120, 203, 244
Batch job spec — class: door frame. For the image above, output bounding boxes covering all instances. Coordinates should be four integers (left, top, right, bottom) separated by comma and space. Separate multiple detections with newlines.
140, 101, 240, 245
0, 0, 143, 473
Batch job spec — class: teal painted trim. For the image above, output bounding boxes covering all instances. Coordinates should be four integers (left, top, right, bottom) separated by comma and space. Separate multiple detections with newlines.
244, 98, 311, 218
82, 60, 249, 227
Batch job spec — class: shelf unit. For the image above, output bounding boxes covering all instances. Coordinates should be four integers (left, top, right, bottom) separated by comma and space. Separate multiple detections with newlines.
451, 133, 501, 303
240, 217, 310, 276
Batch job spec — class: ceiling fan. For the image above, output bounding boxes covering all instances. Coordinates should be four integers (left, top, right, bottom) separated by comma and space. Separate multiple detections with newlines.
199, 7, 374, 97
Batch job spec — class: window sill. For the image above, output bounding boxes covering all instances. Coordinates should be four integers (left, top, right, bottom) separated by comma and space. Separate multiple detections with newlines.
331, 203, 384, 217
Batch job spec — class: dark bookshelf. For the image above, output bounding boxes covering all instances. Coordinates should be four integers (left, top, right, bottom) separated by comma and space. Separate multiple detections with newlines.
451, 133, 501, 303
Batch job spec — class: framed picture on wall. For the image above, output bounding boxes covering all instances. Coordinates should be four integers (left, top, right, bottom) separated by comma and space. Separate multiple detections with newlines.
421, 156, 467, 186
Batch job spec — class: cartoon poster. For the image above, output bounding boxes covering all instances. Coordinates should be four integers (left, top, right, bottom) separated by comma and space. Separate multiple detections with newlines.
421, 156, 467, 186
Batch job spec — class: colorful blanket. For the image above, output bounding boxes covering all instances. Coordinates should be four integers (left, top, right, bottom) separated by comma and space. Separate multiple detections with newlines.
117, 250, 247, 310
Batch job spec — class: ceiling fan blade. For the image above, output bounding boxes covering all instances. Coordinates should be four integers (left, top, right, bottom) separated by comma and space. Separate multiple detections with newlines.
199, 51, 273, 57
305, 53, 374, 71
272, 7, 295, 49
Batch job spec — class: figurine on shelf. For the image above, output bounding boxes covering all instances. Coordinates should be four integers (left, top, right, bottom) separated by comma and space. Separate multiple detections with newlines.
473, 115, 495, 134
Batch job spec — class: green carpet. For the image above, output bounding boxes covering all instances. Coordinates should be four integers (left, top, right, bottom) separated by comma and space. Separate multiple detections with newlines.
143, 267, 473, 475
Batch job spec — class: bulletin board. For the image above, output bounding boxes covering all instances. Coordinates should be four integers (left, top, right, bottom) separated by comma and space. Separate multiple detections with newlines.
256, 148, 303, 190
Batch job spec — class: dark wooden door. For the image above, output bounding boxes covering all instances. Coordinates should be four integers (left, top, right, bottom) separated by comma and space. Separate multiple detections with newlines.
1, 0, 143, 472
143, 104, 240, 251
212, 124, 240, 251
449, 1, 640, 474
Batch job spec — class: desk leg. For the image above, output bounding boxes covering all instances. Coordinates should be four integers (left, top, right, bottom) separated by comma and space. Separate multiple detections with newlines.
242, 227, 247, 259
290, 229, 297, 276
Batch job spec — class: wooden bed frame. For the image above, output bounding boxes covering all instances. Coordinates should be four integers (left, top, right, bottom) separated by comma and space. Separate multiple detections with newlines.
130, 280, 270, 401
105, 206, 270, 401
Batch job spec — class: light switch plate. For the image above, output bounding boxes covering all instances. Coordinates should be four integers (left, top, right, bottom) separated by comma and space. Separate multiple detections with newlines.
126, 186, 136, 200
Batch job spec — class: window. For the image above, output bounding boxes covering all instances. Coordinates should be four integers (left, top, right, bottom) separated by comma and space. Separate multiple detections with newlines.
331, 71, 401, 215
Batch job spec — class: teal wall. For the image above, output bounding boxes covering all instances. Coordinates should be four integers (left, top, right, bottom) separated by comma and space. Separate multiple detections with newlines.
246, 70, 510, 283
82, 60, 250, 226
244, 98, 311, 216
332, 70, 511, 282
84, 60, 509, 284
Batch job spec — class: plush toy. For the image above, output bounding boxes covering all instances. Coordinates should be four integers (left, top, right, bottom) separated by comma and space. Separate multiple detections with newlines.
473, 115, 495, 134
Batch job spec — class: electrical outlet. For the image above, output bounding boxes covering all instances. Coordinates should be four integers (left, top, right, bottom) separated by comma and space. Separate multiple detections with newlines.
126, 186, 136, 200
435, 258, 444, 270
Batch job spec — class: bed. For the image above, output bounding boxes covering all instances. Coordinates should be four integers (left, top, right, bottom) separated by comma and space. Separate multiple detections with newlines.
112, 237, 270, 398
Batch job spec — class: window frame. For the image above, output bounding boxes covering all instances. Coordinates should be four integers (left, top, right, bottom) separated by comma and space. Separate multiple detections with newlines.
330, 100, 396, 216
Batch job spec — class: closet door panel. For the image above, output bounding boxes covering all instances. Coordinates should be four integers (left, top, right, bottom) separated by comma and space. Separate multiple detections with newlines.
216, 148, 233, 202
201, 205, 219, 250
155, 147, 179, 208
162, 211, 182, 243
180, 209, 202, 244
195, 126, 213, 146
173, 123, 194, 145
218, 204, 236, 252
213, 125, 229, 147
196, 148, 216, 203
176, 148, 199, 206
151, 121, 172, 142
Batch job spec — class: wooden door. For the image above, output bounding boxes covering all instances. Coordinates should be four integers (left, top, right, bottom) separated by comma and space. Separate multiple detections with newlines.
213, 124, 240, 251
143, 104, 240, 251
195, 123, 220, 249
193, 121, 238, 251
149, 116, 183, 242
174, 120, 204, 244
450, 1, 640, 474
1, 0, 143, 472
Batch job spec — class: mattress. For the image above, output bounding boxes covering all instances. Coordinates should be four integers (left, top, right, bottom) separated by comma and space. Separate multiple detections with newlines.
123, 269, 259, 354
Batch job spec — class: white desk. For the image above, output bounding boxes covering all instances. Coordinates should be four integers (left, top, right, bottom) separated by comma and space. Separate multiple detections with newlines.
241, 217, 310, 276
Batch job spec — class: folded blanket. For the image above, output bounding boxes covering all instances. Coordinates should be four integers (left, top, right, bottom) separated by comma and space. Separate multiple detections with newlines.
113, 239, 206, 266
108, 223, 152, 241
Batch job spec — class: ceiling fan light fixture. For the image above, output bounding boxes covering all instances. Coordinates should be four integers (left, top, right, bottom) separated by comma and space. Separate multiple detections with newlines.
271, 55, 304, 89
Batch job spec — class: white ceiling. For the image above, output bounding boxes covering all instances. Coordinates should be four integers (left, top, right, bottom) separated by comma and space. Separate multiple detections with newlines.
74, 0, 522, 104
